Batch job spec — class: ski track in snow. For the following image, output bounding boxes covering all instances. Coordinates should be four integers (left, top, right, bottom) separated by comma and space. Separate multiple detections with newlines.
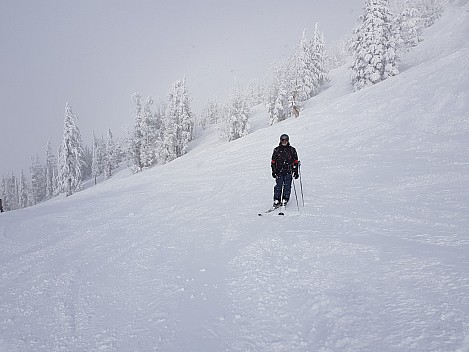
1, 4, 469, 351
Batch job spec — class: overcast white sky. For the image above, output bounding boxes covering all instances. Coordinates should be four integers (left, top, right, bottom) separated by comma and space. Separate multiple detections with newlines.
0, 0, 364, 178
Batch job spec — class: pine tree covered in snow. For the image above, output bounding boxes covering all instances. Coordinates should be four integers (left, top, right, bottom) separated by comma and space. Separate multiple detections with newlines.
350, 0, 399, 91
91, 131, 103, 184
104, 128, 118, 179
199, 99, 221, 129
161, 78, 194, 162
267, 25, 329, 124
396, 3, 424, 49
29, 154, 45, 205
81, 145, 93, 181
45, 140, 57, 200
140, 97, 161, 168
2, 173, 19, 211
414, 0, 445, 27
326, 38, 351, 70
267, 66, 290, 125
246, 79, 264, 106
129, 92, 165, 171
57, 102, 85, 197
225, 89, 250, 141
19, 169, 29, 208
293, 29, 315, 102
129, 92, 145, 172
309, 23, 330, 94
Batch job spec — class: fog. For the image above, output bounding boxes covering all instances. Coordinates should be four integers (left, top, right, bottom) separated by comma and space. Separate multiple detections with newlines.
0, 0, 364, 177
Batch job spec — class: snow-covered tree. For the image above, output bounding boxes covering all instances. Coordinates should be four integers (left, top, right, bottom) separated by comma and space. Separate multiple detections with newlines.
350, 0, 399, 91
267, 63, 292, 125
104, 127, 118, 178
289, 25, 329, 102
161, 78, 195, 162
140, 97, 162, 168
267, 25, 329, 124
246, 79, 264, 106
2, 173, 19, 211
129, 92, 145, 172
19, 170, 30, 208
309, 23, 330, 93
396, 4, 424, 49
129, 92, 166, 170
414, 0, 445, 27
292, 29, 315, 102
326, 38, 351, 70
200, 98, 222, 129
29, 154, 45, 205
57, 102, 85, 197
225, 89, 250, 141
91, 131, 103, 184
81, 145, 93, 181
45, 140, 57, 200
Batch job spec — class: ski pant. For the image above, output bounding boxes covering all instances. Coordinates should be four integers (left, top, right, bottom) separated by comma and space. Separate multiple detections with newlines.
273, 173, 292, 202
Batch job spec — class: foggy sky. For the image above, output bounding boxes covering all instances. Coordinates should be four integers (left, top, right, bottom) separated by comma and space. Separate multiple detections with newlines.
0, 0, 364, 178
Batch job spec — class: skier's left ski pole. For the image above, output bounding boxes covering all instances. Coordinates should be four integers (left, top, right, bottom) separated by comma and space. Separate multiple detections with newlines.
292, 178, 300, 211
299, 162, 304, 207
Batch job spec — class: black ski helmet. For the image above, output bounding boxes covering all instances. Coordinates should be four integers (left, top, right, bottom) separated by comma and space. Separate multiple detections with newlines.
280, 134, 289, 142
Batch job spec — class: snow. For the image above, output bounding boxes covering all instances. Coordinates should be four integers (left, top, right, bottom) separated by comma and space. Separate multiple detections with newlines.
1, 4, 469, 351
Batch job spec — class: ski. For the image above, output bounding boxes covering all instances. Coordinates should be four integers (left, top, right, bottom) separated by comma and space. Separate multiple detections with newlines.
258, 205, 280, 216
258, 202, 287, 216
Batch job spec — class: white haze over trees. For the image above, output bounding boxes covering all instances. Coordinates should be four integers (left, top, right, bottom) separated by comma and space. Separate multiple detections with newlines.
1, 0, 448, 212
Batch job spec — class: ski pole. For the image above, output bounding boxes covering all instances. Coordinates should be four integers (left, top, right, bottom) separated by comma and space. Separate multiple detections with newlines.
292, 177, 300, 211
299, 162, 304, 207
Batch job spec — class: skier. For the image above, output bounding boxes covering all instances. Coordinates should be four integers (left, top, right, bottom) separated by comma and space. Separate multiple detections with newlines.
271, 134, 299, 208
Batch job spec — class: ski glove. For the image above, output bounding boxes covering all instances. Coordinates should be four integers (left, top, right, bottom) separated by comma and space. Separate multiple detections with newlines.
272, 172, 277, 179
292, 166, 299, 179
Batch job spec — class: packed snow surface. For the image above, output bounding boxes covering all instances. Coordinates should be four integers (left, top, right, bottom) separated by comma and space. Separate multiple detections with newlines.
1, 4, 469, 351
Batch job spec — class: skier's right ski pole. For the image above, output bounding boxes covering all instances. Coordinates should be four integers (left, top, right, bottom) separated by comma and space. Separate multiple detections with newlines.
299, 162, 304, 207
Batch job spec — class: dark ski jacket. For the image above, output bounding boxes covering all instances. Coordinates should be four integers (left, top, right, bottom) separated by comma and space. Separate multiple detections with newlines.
271, 143, 299, 176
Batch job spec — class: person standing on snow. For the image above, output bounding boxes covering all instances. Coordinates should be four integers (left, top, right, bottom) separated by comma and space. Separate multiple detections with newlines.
271, 134, 299, 208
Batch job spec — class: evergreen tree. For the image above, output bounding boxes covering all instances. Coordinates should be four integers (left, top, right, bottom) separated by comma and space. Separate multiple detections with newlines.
81, 145, 93, 181
350, 0, 399, 91
309, 23, 330, 94
226, 89, 250, 141
413, 0, 445, 28
161, 78, 194, 162
30, 154, 46, 205
19, 170, 29, 208
4, 173, 19, 211
45, 140, 57, 200
140, 97, 161, 168
200, 99, 221, 129
1, 175, 14, 211
91, 131, 102, 184
129, 92, 145, 172
396, 4, 424, 50
57, 102, 85, 197
246, 79, 264, 106
104, 127, 118, 178
294, 29, 316, 102
267, 63, 291, 125
326, 38, 351, 70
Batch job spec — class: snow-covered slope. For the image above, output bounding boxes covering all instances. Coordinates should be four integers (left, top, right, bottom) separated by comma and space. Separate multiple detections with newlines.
1, 4, 469, 351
